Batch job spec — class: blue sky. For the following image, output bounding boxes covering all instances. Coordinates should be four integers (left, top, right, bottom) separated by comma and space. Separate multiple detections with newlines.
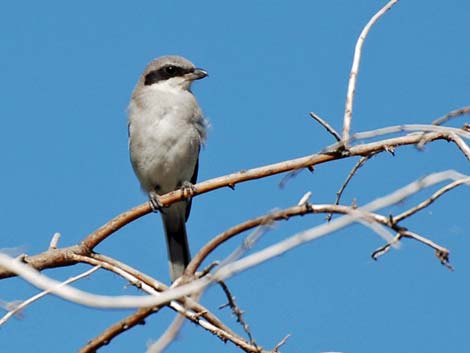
1, 1, 469, 352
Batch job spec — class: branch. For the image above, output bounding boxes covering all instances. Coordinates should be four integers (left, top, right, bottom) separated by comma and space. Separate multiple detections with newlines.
4, 171, 465, 309
394, 177, 470, 222
1, 121, 468, 280
343, 0, 400, 143
0, 265, 100, 326
146, 314, 186, 353
432, 106, 470, 126
78, 306, 160, 353
327, 153, 377, 221
73, 254, 258, 353
218, 280, 257, 345
309, 112, 341, 141
371, 230, 452, 270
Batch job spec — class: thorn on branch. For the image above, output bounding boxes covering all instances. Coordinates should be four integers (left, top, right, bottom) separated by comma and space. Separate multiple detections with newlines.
309, 112, 341, 142
218, 280, 257, 346
297, 192, 312, 206
273, 334, 290, 352
197, 261, 220, 279
384, 145, 395, 156
227, 183, 236, 190
48, 233, 61, 250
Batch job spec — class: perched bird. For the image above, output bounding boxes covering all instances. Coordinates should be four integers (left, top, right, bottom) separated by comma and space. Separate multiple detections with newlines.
128, 55, 208, 281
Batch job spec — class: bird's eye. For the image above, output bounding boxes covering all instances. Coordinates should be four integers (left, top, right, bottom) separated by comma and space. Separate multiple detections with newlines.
165, 66, 176, 75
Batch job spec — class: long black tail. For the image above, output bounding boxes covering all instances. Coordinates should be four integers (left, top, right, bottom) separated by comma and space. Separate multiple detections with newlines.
161, 203, 191, 282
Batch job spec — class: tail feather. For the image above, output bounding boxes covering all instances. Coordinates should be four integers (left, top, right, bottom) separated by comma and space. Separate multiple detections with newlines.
162, 203, 191, 282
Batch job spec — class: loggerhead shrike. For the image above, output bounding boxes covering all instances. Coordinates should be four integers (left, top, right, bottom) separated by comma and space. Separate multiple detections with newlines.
128, 55, 208, 281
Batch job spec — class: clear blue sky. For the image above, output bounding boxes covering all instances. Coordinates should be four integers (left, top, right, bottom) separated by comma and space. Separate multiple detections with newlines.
1, 1, 469, 352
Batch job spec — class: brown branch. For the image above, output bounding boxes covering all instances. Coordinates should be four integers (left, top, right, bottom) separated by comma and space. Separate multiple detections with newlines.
72, 254, 268, 353
218, 280, 257, 345
76, 253, 236, 336
78, 306, 159, 353
1, 128, 467, 280
185, 205, 314, 276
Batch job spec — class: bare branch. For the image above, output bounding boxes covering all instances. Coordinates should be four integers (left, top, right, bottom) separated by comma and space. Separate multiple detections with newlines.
2, 122, 468, 280
273, 334, 290, 352
348, 124, 470, 142
73, 254, 262, 353
210, 171, 466, 285
0, 265, 100, 326
394, 177, 470, 222
402, 230, 452, 269
146, 314, 186, 353
309, 112, 341, 141
432, 106, 470, 126
218, 280, 256, 345
78, 306, 160, 353
327, 153, 377, 221
343, 0, 400, 143
372, 230, 452, 270
78, 253, 236, 336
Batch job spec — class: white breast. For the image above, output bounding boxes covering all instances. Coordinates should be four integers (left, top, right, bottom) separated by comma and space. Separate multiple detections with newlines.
128, 84, 206, 194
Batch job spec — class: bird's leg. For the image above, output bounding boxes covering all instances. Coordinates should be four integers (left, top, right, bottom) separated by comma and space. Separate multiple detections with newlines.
179, 181, 197, 201
149, 190, 164, 213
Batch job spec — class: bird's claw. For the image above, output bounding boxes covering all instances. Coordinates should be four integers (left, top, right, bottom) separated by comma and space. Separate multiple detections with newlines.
180, 181, 197, 199
149, 191, 164, 213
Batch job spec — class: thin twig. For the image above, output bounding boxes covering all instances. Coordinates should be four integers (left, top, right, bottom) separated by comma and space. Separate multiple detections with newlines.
394, 177, 470, 222
218, 280, 256, 345
273, 334, 290, 352
401, 230, 452, 270
372, 229, 452, 270
309, 112, 341, 141
146, 313, 186, 353
0, 265, 100, 326
371, 233, 401, 260
327, 153, 377, 221
343, 0, 400, 143
432, 106, 470, 126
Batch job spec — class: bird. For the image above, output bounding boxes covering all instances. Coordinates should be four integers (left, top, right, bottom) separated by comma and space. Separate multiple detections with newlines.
128, 55, 208, 282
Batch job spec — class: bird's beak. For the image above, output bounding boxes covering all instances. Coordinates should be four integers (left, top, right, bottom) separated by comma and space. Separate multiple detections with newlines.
186, 68, 208, 81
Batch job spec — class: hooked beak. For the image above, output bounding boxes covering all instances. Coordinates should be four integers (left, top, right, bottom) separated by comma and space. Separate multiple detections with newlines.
186, 68, 208, 81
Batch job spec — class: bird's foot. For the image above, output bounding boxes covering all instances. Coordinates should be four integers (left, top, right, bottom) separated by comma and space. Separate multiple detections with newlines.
180, 181, 197, 200
149, 191, 164, 213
